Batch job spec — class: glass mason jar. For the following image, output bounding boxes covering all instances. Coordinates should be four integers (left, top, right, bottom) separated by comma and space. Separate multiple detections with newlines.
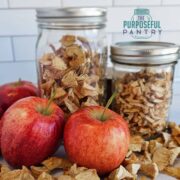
36, 8, 107, 114
111, 41, 179, 138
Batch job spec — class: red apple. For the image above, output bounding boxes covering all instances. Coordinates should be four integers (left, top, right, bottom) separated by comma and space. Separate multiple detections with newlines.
1, 96, 65, 167
0, 80, 38, 118
0, 120, 2, 152
64, 106, 130, 174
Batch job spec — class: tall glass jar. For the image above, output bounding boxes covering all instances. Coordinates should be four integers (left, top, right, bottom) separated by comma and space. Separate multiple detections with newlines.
111, 41, 179, 138
36, 8, 107, 114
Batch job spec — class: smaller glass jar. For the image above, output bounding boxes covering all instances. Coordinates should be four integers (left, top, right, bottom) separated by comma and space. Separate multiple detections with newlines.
36, 8, 107, 114
111, 41, 179, 138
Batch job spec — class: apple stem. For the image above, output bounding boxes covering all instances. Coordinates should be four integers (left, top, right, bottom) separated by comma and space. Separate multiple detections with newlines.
13, 78, 23, 86
17, 78, 23, 85
18, 78, 22, 82
42, 90, 56, 115
100, 92, 117, 121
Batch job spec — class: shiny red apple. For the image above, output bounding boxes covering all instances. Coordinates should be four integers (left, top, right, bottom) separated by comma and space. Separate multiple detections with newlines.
0, 80, 38, 118
1, 96, 65, 167
0, 120, 2, 152
64, 106, 130, 174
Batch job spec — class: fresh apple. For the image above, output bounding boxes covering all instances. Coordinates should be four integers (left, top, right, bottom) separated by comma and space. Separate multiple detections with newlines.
0, 120, 2, 152
1, 96, 65, 167
0, 107, 3, 118
0, 80, 38, 118
64, 106, 130, 174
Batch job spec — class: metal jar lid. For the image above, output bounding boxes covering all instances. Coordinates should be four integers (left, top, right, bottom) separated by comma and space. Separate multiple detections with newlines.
111, 41, 180, 65
36, 7, 107, 29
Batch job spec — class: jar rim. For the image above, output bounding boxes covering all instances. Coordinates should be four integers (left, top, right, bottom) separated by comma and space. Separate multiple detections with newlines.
111, 41, 180, 65
36, 7, 107, 29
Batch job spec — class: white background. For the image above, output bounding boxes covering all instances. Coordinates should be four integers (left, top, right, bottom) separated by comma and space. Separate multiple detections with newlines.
0, 0, 180, 123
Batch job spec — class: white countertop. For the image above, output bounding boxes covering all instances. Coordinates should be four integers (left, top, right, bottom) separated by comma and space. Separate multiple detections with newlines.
0, 146, 179, 180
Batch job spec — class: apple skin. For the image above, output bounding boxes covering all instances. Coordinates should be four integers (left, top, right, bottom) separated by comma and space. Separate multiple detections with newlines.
1, 96, 65, 168
0, 120, 2, 152
0, 80, 38, 118
64, 106, 130, 175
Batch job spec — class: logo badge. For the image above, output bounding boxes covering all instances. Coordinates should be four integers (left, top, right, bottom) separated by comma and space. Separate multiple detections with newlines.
123, 8, 162, 39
